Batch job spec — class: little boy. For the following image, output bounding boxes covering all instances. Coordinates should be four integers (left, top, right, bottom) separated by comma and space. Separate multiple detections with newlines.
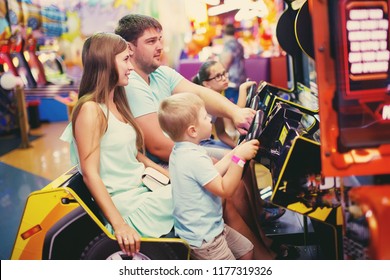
158, 92, 260, 260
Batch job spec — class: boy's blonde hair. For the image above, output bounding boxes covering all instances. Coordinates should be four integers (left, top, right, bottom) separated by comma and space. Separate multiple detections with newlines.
158, 92, 205, 142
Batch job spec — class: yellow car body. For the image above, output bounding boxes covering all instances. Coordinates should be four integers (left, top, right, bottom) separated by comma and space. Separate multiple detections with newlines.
11, 166, 190, 260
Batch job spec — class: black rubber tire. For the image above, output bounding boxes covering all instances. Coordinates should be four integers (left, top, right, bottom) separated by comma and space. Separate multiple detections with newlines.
80, 233, 180, 260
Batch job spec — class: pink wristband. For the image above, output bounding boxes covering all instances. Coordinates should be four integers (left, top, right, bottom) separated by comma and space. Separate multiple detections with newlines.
231, 155, 246, 168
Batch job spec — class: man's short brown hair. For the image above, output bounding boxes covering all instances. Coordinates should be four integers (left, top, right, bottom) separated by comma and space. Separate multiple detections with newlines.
158, 93, 204, 142
115, 14, 162, 45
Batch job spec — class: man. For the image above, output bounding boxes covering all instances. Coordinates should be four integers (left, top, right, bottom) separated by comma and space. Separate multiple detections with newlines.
115, 14, 255, 164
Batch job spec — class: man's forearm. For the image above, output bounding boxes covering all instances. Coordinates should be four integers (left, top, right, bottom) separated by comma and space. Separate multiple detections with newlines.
146, 141, 173, 162
198, 86, 238, 118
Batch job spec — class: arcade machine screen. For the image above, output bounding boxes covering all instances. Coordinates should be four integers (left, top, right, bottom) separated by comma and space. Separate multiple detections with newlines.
38, 50, 70, 85
9, 30, 36, 88
333, 0, 390, 150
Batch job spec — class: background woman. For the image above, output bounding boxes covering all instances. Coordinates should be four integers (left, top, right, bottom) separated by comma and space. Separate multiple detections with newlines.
61, 32, 173, 257
192, 60, 256, 148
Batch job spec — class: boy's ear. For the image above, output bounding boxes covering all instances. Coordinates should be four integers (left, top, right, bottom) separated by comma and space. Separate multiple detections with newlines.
187, 125, 197, 138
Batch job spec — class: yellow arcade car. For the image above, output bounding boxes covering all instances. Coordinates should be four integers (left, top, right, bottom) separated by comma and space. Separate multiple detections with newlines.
11, 166, 190, 260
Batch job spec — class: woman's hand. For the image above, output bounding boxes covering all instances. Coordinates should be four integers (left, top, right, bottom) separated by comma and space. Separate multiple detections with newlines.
114, 222, 141, 257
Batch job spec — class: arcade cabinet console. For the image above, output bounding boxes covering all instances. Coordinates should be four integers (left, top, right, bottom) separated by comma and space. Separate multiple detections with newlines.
311, 0, 390, 259
244, 0, 390, 259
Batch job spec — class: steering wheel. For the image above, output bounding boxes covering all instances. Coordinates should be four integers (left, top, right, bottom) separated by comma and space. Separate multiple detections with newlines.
246, 110, 265, 141
245, 83, 258, 108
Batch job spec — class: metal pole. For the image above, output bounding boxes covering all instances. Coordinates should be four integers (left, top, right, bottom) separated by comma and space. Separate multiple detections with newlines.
15, 85, 31, 148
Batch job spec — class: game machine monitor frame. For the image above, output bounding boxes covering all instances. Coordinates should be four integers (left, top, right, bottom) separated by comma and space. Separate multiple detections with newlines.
316, 0, 390, 176
311, 0, 390, 259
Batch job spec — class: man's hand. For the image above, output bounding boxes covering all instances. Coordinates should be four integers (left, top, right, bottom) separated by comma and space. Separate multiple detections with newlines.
232, 107, 256, 135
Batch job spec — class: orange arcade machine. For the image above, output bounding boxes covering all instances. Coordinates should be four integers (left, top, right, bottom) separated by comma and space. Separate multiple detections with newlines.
311, 0, 390, 259
244, 0, 389, 259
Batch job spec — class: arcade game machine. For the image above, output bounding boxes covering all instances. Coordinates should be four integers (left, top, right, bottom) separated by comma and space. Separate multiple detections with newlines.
9, 0, 73, 88
245, 0, 321, 182
243, 0, 343, 259
6, 0, 77, 123
0, 26, 19, 135
0, 27, 18, 76
311, 0, 390, 259
36, 3, 73, 87
5, 0, 37, 88
245, 0, 389, 259
0, 5, 20, 136
9, 28, 37, 88
23, 26, 47, 87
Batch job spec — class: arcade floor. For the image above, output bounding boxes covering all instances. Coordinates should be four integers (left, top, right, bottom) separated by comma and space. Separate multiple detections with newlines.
0, 121, 323, 260
0, 121, 72, 260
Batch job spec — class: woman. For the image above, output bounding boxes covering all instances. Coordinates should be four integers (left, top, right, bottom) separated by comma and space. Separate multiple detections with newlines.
60, 32, 173, 257
193, 60, 256, 148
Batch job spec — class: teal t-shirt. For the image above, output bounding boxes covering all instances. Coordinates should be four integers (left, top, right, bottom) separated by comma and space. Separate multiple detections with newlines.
125, 66, 183, 163
126, 65, 183, 118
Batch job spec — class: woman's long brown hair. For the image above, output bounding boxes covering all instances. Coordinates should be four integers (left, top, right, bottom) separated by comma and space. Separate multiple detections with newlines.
71, 32, 144, 153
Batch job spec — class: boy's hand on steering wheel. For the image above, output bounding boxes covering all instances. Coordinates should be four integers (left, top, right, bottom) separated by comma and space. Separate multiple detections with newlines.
234, 139, 260, 161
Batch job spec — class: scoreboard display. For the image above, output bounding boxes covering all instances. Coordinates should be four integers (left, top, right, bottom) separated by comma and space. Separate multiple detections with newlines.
339, 0, 389, 97
312, 0, 390, 176
333, 0, 390, 150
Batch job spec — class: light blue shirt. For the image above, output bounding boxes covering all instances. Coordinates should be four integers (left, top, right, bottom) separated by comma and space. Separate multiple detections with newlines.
169, 141, 224, 247
125, 65, 183, 118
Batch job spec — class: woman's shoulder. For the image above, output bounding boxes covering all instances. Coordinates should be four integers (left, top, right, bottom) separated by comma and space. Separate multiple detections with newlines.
80, 100, 101, 110
78, 101, 105, 119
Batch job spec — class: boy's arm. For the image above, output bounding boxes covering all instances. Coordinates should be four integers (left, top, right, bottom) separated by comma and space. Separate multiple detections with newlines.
204, 162, 243, 198
206, 140, 259, 198
214, 149, 235, 175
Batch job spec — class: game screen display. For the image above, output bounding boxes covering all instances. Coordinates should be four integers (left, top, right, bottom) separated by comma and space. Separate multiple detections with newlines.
340, 0, 389, 97
333, 0, 390, 150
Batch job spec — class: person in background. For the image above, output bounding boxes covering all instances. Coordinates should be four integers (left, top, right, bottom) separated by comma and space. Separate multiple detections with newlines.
219, 23, 247, 105
192, 60, 256, 148
158, 92, 259, 260
60, 32, 174, 257
114, 14, 255, 165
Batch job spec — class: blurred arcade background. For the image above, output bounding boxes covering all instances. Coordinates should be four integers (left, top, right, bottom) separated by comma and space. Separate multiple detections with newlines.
0, 0, 287, 133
